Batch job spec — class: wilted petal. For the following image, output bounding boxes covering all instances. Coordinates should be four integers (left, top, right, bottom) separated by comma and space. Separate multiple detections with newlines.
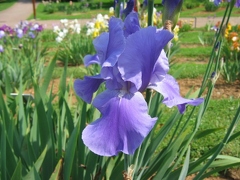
123, 12, 141, 37
118, 28, 173, 92
74, 75, 104, 103
148, 74, 204, 113
82, 90, 157, 156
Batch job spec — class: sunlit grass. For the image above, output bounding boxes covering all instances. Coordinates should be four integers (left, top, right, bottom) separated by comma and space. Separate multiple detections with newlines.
0, 0, 17, 11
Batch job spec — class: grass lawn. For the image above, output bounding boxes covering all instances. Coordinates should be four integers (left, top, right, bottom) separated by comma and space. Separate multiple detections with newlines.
0, 0, 17, 11
27, 2, 240, 20
28, 3, 110, 20
158, 98, 240, 158
180, 5, 240, 17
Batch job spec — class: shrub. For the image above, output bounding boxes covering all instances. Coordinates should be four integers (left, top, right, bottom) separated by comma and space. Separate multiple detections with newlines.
184, 0, 200, 9
204, 1, 219, 12
43, 3, 55, 14
177, 20, 193, 32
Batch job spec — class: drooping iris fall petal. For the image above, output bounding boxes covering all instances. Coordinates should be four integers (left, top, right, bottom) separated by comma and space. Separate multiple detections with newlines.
82, 89, 157, 156
148, 74, 204, 113
74, 75, 104, 103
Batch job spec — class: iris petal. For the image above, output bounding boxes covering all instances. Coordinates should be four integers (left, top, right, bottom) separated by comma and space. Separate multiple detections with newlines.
123, 12, 141, 37
150, 50, 169, 84
101, 17, 125, 79
118, 28, 173, 91
84, 54, 100, 66
148, 74, 204, 113
74, 75, 104, 103
87, 32, 109, 66
82, 90, 157, 156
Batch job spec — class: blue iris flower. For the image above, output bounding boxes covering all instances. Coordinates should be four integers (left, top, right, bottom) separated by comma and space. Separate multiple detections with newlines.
214, 0, 240, 7
74, 13, 204, 156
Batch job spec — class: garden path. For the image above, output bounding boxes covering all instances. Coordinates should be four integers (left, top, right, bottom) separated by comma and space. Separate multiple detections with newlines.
0, 0, 91, 28
0, 0, 240, 29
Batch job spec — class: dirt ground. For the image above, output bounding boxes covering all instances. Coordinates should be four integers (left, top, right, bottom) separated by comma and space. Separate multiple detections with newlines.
178, 76, 240, 99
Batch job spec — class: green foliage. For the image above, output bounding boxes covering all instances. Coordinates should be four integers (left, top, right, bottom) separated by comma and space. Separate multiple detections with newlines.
184, 0, 200, 9
0, 0, 16, 11
219, 25, 240, 82
0, 38, 47, 92
198, 31, 216, 46
57, 34, 95, 66
43, 3, 55, 14
204, 0, 219, 12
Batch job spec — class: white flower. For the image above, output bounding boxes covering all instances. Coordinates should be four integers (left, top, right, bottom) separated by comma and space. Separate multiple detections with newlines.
63, 28, 68, 34
109, 7, 114, 14
56, 36, 63, 43
58, 31, 65, 38
86, 28, 94, 36
53, 25, 60, 33
96, 14, 104, 22
104, 14, 109, 20
232, 36, 238, 41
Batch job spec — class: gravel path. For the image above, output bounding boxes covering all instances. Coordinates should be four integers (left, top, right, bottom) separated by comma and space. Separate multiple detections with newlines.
0, 0, 240, 29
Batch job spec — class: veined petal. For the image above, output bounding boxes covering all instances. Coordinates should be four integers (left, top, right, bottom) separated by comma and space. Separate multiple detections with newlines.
150, 50, 169, 84
148, 74, 204, 114
92, 32, 109, 65
123, 12, 141, 37
118, 28, 173, 92
84, 54, 100, 66
74, 75, 104, 103
82, 90, 157, 156
101, 17, 125, 79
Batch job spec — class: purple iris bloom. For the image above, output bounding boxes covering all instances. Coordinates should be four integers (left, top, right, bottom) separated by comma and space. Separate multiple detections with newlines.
214, 0, 240, 7
16, 29, 24, 38
74, 12, 204, 156
121, 0, 134, 18
162, 0, 183, 19
0, 45, 3, 52
0, 25, 14, 35
28, 31, 36, 39
214, 0, 222, 5
0, 30, 5, 39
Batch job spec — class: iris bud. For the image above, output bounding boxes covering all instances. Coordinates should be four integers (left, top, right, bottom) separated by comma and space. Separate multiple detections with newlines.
162, 0, 183, 30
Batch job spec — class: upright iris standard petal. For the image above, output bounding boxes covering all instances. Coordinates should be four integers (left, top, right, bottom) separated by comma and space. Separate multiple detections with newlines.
74, 75, 104, 103
121, 0, 134, 19
118, 28, 173, 92
148, 75, 204, 113
123, 12, 141, 37
84, 32, 109, 66
82, 89, 157, 156
101, 17, 125, 79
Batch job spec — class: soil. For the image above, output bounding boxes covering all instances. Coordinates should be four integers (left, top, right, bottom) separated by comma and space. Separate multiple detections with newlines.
178, 76, 240, 99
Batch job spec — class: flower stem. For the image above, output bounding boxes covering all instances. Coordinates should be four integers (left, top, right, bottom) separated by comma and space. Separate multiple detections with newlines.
147, 0, 154, 26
